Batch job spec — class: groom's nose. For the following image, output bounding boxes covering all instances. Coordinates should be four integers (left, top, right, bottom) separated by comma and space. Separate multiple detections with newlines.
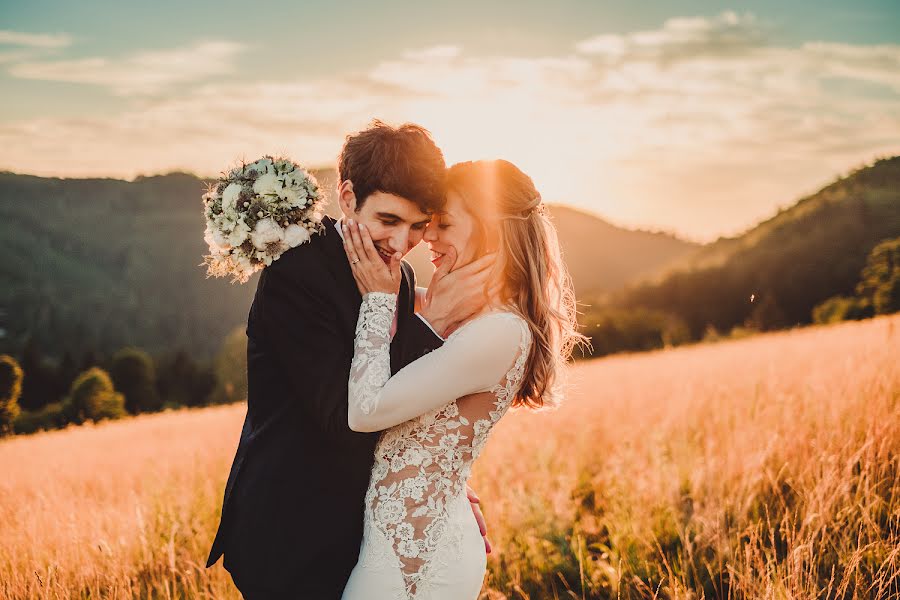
388, 228, 412, 253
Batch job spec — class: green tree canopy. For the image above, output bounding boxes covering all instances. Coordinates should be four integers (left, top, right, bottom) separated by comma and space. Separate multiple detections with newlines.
214, 326, 248, 404
69, 367, 126, 422
856, 236, 900, 315
0, 354, 23, 435
110, 347, 161, 414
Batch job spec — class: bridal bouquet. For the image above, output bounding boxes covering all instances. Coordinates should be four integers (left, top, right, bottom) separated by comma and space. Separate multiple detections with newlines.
202, 156, 326, 283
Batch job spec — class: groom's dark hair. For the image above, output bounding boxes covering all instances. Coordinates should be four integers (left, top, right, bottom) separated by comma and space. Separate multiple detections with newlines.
338, 120, 446, 213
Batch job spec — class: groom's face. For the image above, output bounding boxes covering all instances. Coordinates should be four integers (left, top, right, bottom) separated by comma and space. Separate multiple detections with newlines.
341, 187, 432, 265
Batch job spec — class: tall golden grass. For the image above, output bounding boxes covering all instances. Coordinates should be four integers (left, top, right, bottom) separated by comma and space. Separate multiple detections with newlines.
1, 315, 898, 599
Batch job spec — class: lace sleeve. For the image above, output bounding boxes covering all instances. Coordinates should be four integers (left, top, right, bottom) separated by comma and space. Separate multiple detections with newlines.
348, 291, 398, 419
348, 311, 528, 432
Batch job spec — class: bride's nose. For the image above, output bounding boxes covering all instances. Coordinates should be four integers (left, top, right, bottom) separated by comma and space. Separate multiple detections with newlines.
423, 221, 439, 242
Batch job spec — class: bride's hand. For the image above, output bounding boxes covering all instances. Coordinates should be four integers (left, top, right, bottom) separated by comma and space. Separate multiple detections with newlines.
342, 220, 402, 295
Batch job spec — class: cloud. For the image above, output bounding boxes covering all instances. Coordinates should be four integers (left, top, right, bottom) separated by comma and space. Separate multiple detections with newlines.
576, 11, 764, 61
1, 13, 899, 240
0, 50, 35, 64
8, 40, 245, 95
401, 45, 462, 61
0, 30, 73, 48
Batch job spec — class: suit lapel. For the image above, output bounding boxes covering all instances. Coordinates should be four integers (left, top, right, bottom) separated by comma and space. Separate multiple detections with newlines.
319, 216, 362, 300
317, 216, 413, 335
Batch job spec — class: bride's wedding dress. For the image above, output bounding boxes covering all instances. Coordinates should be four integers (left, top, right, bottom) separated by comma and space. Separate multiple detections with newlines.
341, 292, 531, 600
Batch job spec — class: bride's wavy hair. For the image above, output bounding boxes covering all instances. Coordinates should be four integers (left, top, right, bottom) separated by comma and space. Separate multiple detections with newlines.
446, 159, 585, 409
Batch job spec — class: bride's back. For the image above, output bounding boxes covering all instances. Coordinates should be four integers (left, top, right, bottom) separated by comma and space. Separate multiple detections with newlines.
361, 312, 530, 596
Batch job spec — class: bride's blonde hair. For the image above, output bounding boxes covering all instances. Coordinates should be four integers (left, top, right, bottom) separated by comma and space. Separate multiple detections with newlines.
446, 160, 584, 409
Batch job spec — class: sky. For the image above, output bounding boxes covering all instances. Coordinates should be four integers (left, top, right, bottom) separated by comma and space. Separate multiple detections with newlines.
1, 0, 899, 241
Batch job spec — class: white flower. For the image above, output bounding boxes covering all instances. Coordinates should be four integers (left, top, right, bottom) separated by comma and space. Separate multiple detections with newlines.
248, 158, 274, 173
278, 185, 300, 205
235, 255, 254, 274
284, 223, 310, 247
225, 219, 251, 247
204, 225, 230, 253
204, 157, 326, 283
396, 522, 415, 541
253, 172, 280, 196
250, 218, 284, 250
222, 183, 243, 213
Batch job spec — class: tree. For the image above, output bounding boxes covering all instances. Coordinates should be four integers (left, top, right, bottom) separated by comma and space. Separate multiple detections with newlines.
577, 307, 690, 358
18, 340, 57, 411
110, 348, 161, 413
812, 296, 872, 324
745, 294, 789, 331
856, 236, 900, 315
52, 351, 79, 403
213, 326, 248, 404
156, 349, 220, 408
69, 367, 126, 422
0, 355, 23, 435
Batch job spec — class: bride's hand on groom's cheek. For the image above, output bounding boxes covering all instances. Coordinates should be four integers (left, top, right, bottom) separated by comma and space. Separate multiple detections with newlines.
343, 220, 402, 295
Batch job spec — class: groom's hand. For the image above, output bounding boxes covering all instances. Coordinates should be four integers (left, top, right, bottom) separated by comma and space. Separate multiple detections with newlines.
419, 249, 496, 338
467, 484, 492, 555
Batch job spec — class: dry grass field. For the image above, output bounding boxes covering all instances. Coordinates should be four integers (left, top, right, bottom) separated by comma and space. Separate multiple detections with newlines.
1, 315, 898, 599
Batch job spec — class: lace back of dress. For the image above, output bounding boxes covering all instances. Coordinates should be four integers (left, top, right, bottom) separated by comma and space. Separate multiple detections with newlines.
365, 312, 532, 599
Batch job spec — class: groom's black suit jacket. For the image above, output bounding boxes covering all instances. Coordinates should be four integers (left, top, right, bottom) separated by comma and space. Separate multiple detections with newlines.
207, 216, 443, 598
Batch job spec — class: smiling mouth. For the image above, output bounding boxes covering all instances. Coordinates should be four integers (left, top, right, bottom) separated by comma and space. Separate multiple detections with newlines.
430, 250, 446, 266
376, 246, 394, 264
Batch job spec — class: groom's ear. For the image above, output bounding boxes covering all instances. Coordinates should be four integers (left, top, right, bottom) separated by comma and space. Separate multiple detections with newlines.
338, 180, 357, 217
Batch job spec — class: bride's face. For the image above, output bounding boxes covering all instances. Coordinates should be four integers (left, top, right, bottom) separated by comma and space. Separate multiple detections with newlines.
424, 190, 477, 271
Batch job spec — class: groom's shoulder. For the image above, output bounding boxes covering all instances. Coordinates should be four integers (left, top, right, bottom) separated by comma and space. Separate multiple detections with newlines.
261, 223, 336, 286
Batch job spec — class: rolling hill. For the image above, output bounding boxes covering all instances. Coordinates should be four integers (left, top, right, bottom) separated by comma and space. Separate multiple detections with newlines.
0, 170, 692, 361
607, 156, 900, 337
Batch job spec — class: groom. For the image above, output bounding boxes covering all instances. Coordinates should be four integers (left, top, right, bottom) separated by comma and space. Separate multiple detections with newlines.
207, 122, 490, 599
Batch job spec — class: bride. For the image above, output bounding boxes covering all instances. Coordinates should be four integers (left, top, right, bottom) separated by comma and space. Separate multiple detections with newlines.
339, 159, 581, 600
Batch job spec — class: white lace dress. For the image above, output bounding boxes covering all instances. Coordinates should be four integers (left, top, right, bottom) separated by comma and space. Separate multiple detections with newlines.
341, 292, 531, 600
